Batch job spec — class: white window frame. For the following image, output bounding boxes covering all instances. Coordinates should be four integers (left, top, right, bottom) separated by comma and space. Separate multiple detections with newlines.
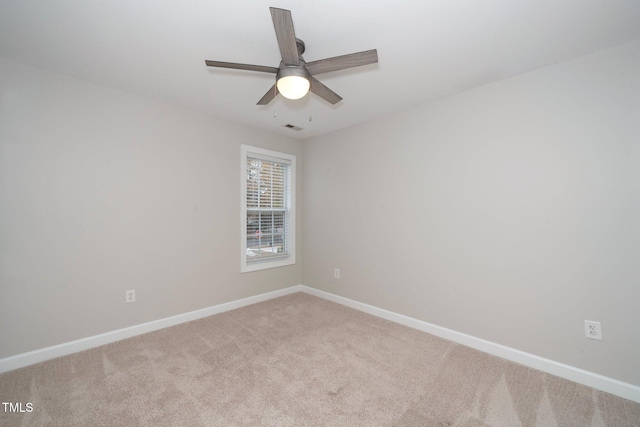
241, 145, 296, 273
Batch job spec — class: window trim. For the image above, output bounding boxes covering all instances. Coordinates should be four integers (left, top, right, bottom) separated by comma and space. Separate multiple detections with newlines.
241, 145, 296, 273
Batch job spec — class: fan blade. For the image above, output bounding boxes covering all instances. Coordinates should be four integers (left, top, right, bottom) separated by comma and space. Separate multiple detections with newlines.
309, 76, 342, 105
205, 60, 278, 74
306, 49, 378, 75
257, 84, 279, 105
270, 8, 299, 66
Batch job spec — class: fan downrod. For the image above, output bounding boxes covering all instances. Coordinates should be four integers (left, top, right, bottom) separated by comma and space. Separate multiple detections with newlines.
295, 38, 305, 56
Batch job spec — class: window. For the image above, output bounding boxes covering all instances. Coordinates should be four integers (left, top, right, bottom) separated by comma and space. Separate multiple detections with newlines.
241, 145, 295, 272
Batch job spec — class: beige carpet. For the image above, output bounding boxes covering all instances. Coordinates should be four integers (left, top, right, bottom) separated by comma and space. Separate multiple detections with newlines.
1, 292, 638, 426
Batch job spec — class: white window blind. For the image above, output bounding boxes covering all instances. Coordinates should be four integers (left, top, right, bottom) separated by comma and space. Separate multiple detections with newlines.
241, 145, 295, 272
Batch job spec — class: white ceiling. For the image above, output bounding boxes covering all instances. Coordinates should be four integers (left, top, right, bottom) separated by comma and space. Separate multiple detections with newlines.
2, 1, 640, 140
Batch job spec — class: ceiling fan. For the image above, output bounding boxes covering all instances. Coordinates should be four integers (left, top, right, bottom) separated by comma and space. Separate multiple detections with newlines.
205, 7, 378, 105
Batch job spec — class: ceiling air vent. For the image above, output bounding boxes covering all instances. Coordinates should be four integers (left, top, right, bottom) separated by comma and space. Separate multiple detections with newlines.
283, 124, 303, 131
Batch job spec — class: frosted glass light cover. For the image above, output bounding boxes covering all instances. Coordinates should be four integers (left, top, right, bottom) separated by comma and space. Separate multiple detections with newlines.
277, 76, 310, 100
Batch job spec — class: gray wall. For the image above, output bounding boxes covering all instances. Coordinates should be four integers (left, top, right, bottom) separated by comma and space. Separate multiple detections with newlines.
0, 57, 303, 358
302, 40, 640, 386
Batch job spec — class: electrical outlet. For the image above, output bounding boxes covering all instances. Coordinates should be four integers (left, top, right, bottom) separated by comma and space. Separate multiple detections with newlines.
584, 320, 602, 340
126, 289, 136, 303
334, 268, 340, 279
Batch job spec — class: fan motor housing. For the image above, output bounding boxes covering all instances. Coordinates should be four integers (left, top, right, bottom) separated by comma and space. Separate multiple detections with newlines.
276, 63, 310, 80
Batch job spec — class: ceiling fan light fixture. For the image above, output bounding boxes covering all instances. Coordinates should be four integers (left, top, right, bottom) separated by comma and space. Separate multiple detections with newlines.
276, 67, 310, 100
205, 8, 378, 105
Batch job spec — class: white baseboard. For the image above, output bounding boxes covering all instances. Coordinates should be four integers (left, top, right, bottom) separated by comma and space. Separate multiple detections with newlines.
0, 285, 304, 374
299, 285, 640, 403
2, 284, 638, 403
